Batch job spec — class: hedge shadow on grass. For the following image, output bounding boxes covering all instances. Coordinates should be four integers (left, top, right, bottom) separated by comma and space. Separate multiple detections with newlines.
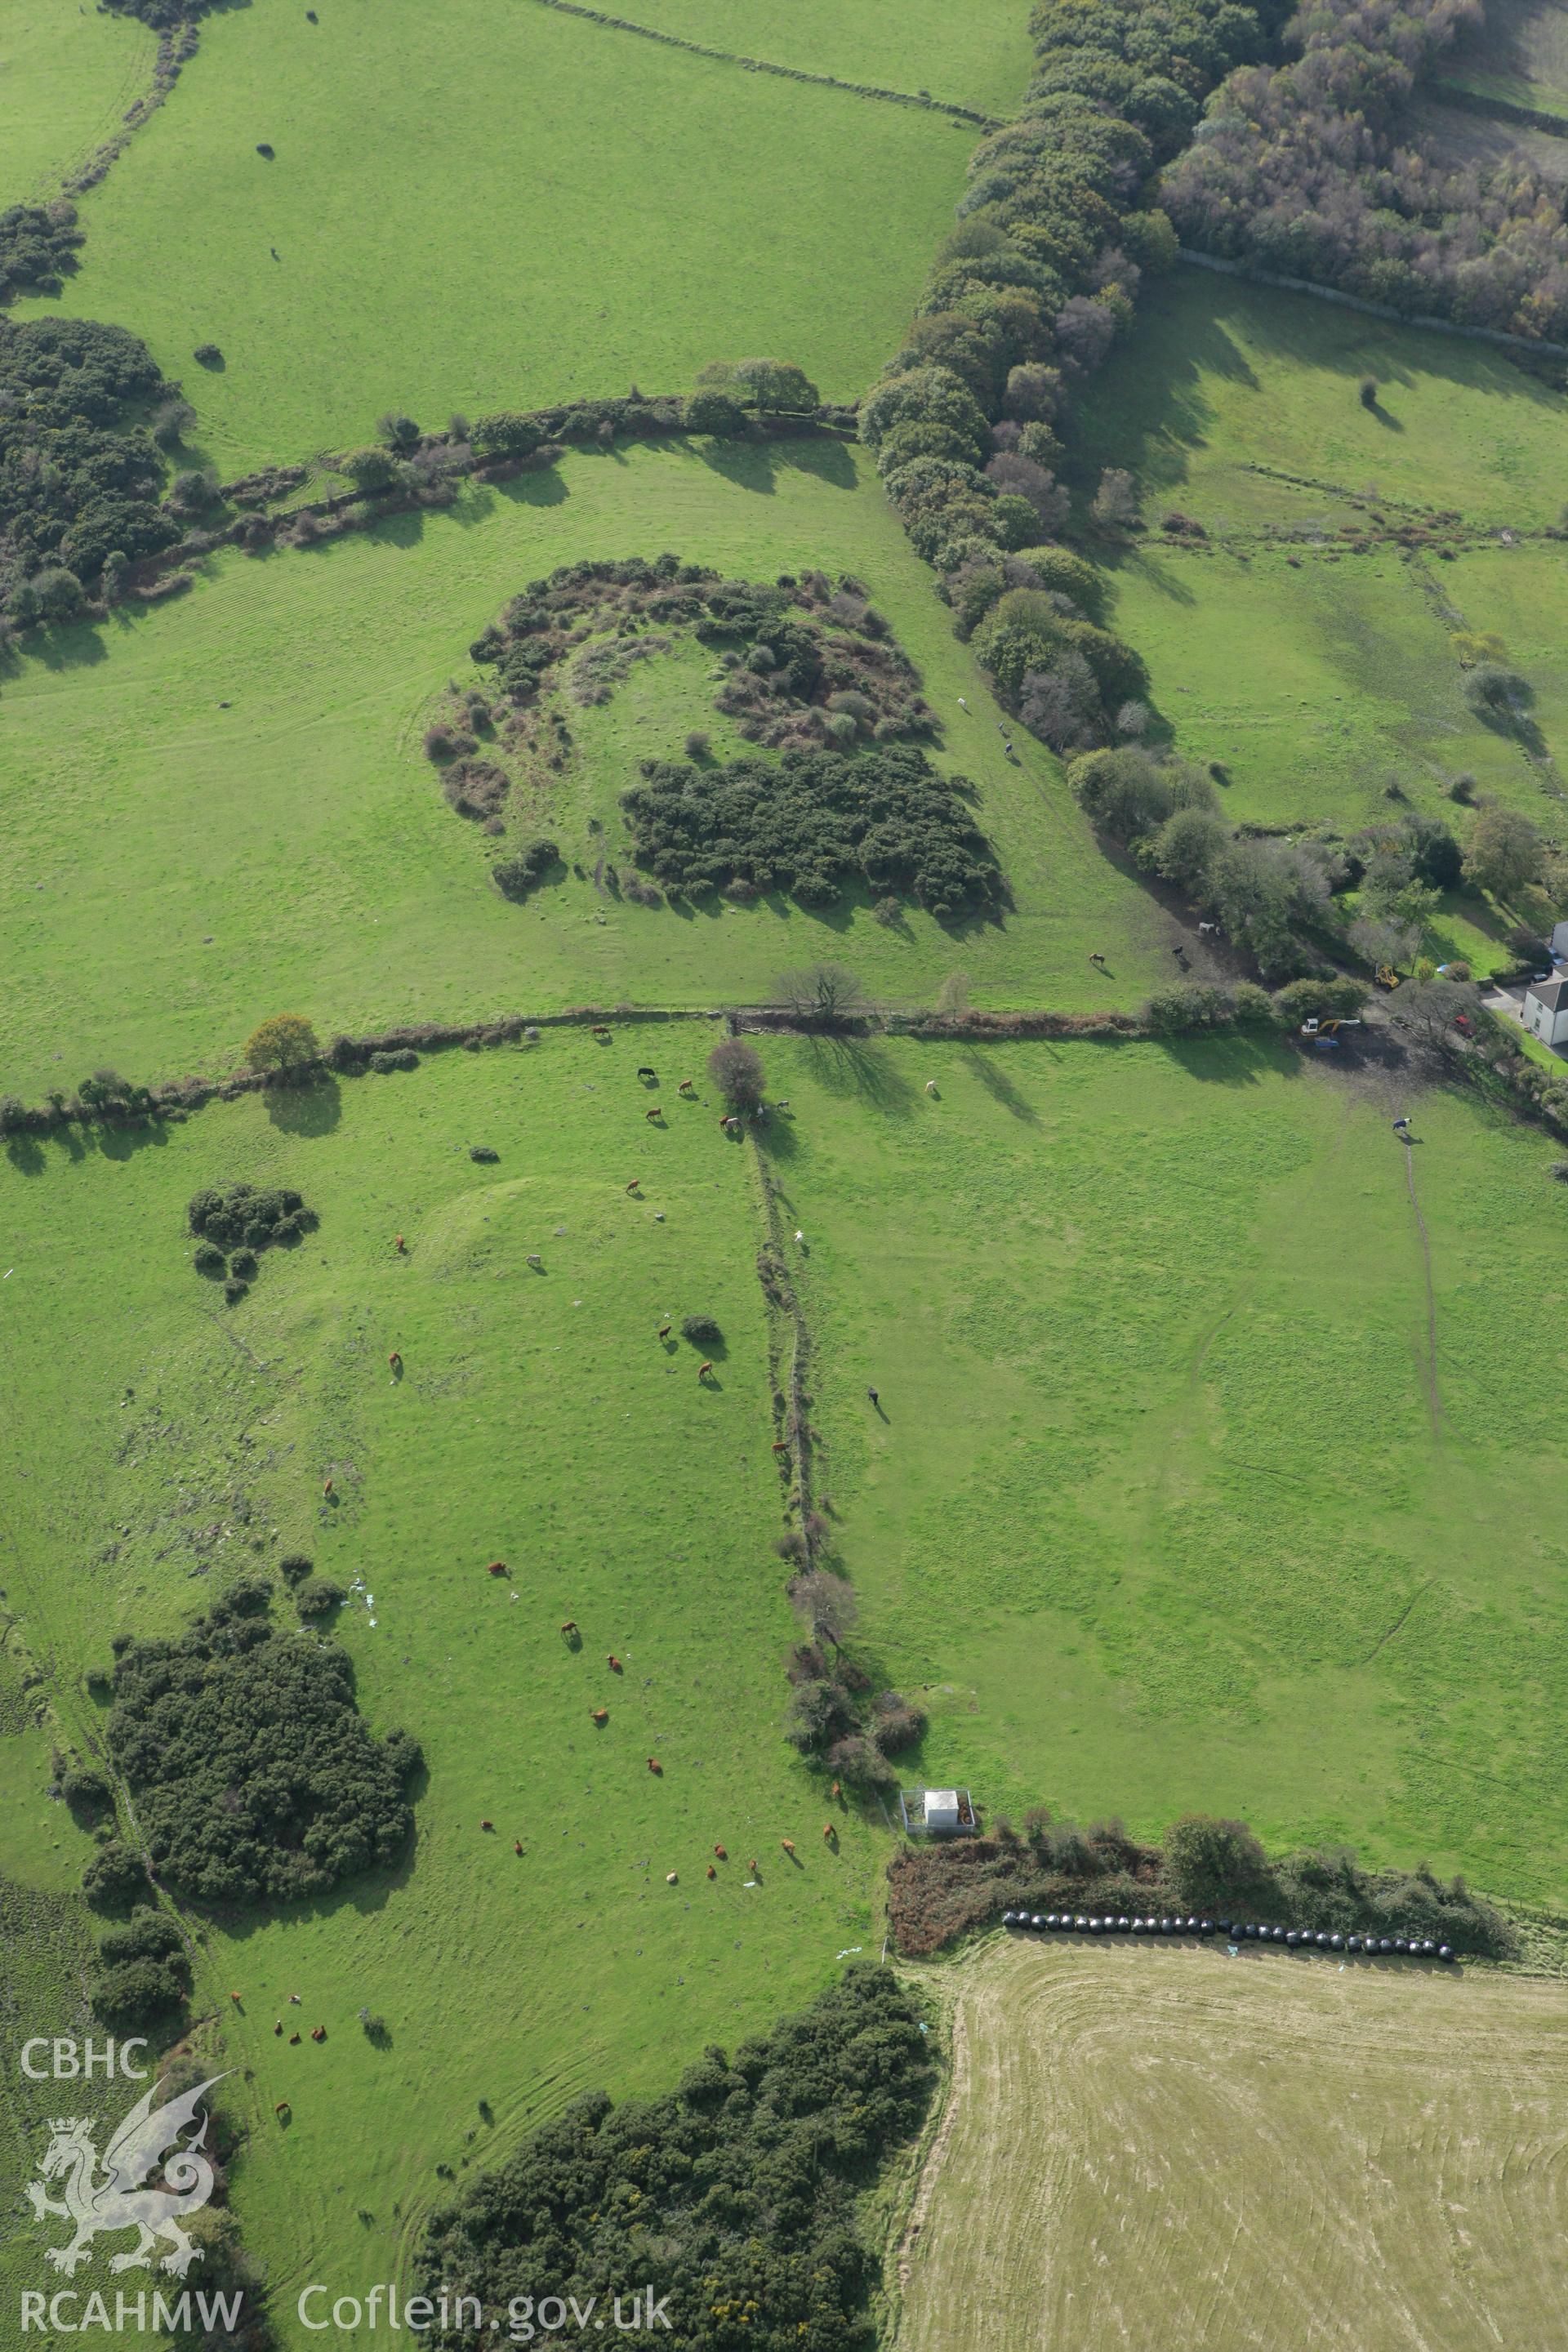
1155, 1031, 1303, 1087
265, 1073, 342, 1136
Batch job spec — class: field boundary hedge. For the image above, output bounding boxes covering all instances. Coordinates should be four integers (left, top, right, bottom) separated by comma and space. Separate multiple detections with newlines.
1178, 248, 1568, 360
7, 986, 1567, 1151
58, 23, 200, 204
524, 0, 1004, 126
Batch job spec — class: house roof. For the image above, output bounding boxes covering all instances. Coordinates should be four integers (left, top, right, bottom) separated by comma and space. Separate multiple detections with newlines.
1526, 978, 1568, 1013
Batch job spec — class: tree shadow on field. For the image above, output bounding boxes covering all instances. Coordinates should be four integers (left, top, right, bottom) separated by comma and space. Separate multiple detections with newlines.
776, 436, 858, 492
755, 1108, 798, 1163
961, 1048, 1040, 1124
693, 437, 781, 495
801, 1034, 916, 1118
265, 1074, 342, 1136
89, 1117, 172, 1163
495, 467, 570, 513
28, 617, 109, 674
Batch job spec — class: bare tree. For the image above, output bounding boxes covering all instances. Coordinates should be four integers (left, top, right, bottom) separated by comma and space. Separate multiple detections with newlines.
1388, 978, 1472, 1050
707, 1037, 765, 1111
1091, 467, 1140, 529
788, 1568, 858, 1648
775, 964, 869, 1025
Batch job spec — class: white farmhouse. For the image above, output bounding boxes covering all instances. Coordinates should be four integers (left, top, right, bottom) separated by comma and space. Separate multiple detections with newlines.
1521, 974, 1568, 1050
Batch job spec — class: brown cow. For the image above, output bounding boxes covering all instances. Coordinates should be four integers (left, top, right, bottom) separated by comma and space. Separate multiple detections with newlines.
698, 1361, 713, 1380
648, 1757, 662, 1774
488, 1561, 507, 1576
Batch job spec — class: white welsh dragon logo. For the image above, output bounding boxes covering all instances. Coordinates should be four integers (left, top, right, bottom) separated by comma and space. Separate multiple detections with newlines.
27, 2073, 227, 2278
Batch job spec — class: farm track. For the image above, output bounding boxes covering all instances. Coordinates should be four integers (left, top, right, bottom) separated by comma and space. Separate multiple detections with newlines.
1401, 1138, 1444, 1435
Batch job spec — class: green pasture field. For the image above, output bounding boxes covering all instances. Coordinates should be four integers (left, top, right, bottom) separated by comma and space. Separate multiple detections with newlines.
577, 0, 1032, 118
1066, 270, 1568, 530
1443, 543, 1568, 787
0, 437, 1171, 1095
1410, 91, 1568, 180
0, 1040, 892, 2336
0, 0, 154, 206
1105, 542, 1536, 829
1063, 270, 1568, 835
13, 0, 969, 475
754, 1031, 1568, 1905
1437, 0, 1568, 117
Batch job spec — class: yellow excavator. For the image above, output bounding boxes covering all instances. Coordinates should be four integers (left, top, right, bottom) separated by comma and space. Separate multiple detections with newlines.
1374, 964, 1401, 991
1300, 1016, 1364, 1047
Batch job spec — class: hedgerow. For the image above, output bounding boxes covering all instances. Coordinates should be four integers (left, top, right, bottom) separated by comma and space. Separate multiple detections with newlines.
416, 1966, 934, 2350
102, 1585, 421, 1905
888, 1808, 1517, 1959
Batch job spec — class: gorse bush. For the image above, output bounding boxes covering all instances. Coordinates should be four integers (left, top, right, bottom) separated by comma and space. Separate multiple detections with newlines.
104, 1586, 421, 1905
621, 745, 1000, 918
189, 1183, 315, 1272
416, 1967, 934, 2350
0, 201, 83, 301
0, 318, 180, 599
492, 839, 559, 901
82, 1840, 152, 1913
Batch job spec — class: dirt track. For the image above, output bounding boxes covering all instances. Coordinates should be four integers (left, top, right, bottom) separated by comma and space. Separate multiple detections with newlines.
895, 1939, 1568, 2351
